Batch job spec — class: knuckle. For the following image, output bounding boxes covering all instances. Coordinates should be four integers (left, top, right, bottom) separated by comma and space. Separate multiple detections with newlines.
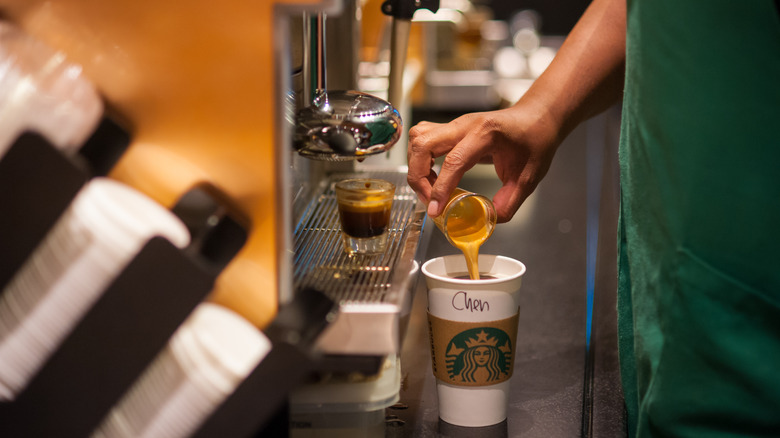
442, 148, 467, 170
408, 125, 428, 143
474, 117, 501, 139
408, 133, 433, 154
407, 174, 423, 190
408, 124, 423, 137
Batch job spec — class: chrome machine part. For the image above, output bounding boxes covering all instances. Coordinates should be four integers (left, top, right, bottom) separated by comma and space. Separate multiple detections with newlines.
293, 89, 402, 160
294, 12, 402, 160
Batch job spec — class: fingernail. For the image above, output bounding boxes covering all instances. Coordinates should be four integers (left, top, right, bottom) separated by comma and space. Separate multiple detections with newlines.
428, 200, 439, 217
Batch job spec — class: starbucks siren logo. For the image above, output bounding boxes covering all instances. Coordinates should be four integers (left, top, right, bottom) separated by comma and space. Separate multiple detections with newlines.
444, 327, 512, 384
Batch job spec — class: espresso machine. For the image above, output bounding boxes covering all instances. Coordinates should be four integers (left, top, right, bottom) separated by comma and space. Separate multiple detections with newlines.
286, 2, 439, 433
0, 0, 440, 435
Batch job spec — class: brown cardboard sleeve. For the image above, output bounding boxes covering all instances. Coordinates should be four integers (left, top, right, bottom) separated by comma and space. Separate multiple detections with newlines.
427, 311, 519, 387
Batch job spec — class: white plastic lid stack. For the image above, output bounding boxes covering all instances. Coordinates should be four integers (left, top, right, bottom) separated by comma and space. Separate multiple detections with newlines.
0, 178, 191, 400
0, 20, 103, 158
93, 303, 272, 438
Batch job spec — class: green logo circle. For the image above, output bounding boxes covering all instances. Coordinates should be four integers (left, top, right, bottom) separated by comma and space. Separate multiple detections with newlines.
445, 327, 512, 383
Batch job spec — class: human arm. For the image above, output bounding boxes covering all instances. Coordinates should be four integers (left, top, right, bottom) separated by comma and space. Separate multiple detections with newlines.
407, 0, 627, 222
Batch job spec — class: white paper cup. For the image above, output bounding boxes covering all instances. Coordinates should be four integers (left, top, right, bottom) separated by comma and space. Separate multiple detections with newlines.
422, 255, 526, 427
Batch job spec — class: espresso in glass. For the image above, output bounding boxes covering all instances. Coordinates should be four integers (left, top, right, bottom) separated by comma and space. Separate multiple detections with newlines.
334, 178, 395, 254
338, 202, 391, 238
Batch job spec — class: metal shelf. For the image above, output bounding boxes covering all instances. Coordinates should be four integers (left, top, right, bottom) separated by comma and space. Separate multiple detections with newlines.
293, 171, 426, 355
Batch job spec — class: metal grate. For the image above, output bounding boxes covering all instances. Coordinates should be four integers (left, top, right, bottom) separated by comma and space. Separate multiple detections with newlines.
293, 171, 423, 305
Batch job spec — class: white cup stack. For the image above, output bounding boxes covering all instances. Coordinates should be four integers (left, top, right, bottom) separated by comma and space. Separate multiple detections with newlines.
92, 303, 272, 438
0, 177, 191, 400
0, 20, 103, 157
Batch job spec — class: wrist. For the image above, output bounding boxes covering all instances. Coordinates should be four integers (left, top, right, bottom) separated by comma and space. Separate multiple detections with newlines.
508, 94, 570, 150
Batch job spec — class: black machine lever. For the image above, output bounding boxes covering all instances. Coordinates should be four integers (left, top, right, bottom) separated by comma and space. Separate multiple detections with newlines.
381, 0, 440, 19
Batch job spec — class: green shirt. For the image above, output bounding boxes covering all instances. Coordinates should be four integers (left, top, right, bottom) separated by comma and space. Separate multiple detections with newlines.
618, 0, 780, 436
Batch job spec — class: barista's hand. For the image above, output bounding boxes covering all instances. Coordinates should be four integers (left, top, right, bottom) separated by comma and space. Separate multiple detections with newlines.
407, 101, 562, 223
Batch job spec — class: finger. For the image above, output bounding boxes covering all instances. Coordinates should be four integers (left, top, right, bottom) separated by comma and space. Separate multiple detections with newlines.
407, 122, 460, 203
428, 128, 493, 216
492, 181, 530, 223
407, 122, 460, 164
406, 146, 435, 203
407, 117, 481, 161
407, 166, 438, 205
427, 151, 468, 217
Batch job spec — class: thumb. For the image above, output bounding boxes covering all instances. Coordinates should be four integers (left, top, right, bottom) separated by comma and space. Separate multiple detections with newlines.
427, 178, 460, 218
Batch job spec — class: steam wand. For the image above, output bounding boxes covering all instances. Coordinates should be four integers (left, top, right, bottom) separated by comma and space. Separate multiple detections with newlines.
381, 0, 440, 110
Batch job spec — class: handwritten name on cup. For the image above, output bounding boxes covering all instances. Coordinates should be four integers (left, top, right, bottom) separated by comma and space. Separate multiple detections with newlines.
451, 290, 491, 313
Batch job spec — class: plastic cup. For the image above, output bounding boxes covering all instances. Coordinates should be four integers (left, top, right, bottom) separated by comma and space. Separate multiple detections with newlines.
0, 178, 190, 399
422, 254, 526, 427
93, 303, 271, 438
0, 21, 102, 157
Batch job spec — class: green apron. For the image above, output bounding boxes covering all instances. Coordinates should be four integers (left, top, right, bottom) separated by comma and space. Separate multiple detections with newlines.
618, 1, 780, 436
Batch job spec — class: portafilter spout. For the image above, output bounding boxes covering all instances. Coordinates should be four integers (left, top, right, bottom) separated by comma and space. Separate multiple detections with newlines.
293, 12, 402, 160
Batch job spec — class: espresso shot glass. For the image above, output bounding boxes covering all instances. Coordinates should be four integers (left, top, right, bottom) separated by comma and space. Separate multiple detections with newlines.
334, 178, 395, 255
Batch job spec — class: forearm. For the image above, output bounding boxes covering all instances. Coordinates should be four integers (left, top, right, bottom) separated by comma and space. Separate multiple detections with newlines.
518, 0, 626, 139
406, 0, 626, 220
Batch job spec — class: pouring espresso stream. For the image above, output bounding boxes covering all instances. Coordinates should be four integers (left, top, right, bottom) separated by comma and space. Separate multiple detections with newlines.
432, 189, 497, 280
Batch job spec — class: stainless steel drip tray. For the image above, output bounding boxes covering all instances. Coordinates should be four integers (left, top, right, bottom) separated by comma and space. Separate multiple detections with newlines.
293, 171, 426, 355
